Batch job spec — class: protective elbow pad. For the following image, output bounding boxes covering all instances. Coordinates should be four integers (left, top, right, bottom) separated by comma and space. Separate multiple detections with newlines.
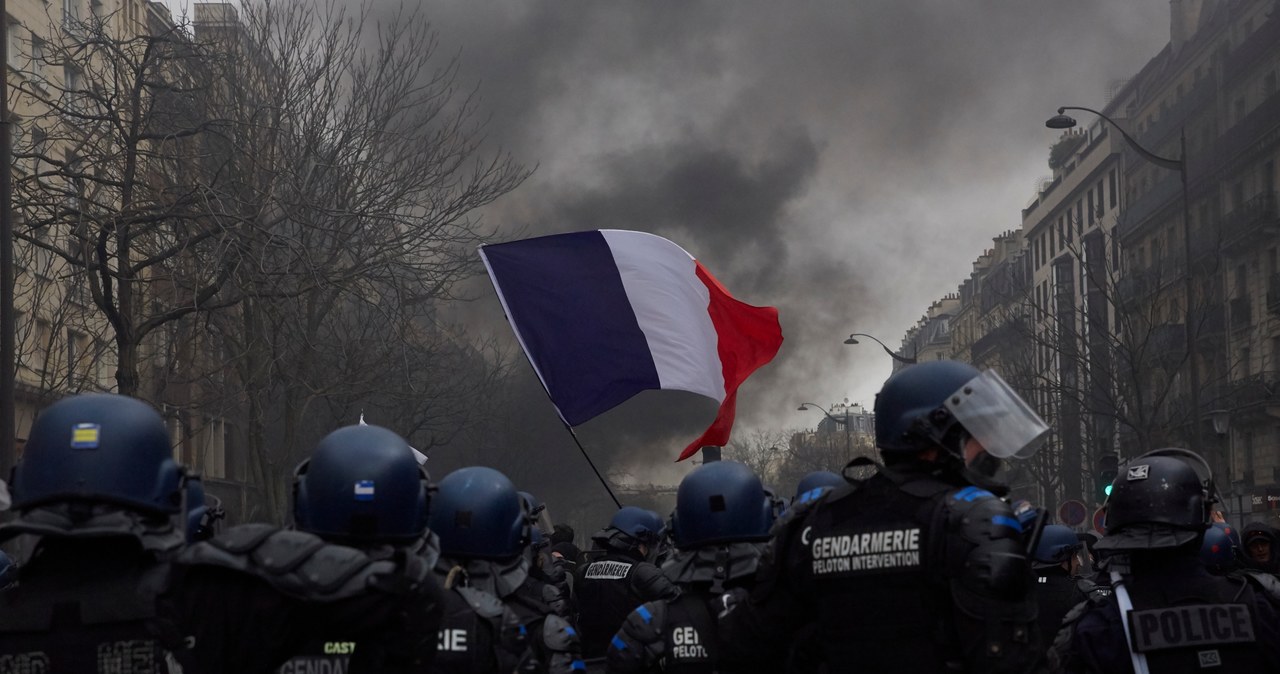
945, 494, 1032, 600
607, 602, 667, 672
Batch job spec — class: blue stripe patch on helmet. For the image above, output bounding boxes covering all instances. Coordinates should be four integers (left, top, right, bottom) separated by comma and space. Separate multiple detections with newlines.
354, 480, 375, 501
636, 605, 653, 623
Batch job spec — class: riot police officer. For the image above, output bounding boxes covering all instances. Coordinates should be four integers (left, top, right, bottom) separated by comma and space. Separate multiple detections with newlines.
521, 491, 573, 619
274, 424, 445, 673
184, 474, 225, 543
606, 460, 774, 673
1033, 525, 1103, 641
1047, 448, 1280, 672
719, 360, 1047, 673
577, 506, 679, 659
429, 466, 583, 673
0, 393, 438, 673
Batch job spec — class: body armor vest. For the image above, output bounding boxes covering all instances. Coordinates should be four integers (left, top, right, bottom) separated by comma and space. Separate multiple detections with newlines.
794, 471, 951, 671
428, 585, 528, 674
659, 593, 719, 673
576, 552, 646, 657
0, 543, 181, 673
1120, 569, 1271, 672
1035, 568, 1088, 640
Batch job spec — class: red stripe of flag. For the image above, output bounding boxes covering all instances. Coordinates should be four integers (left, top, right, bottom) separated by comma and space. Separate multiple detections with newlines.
678, 262, 784, 461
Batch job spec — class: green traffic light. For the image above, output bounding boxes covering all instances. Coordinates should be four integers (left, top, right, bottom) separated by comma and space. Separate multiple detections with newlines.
1103, 484, 1113, 497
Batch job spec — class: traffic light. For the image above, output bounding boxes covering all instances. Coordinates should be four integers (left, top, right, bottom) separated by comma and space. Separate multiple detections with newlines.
1096, 452, 1119, 503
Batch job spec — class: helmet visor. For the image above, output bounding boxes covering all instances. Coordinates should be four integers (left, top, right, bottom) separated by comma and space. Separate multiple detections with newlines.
943, 370, 1049, 459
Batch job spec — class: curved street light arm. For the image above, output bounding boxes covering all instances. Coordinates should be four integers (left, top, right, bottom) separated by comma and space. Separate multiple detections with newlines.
846, 332, 918, 365
1057, 105, 1183, 171
797, 402, 846, 425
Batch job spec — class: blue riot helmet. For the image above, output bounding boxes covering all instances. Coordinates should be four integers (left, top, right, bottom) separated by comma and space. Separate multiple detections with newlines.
609, 506, 666, 546
430, 467, 527, 560
293, 424, 430, 544
11, 394, 183, 515
874, 361, 1048, 460
1032, 525, 1082, 570
672, 461, 774, 549
1201, 523, 1239, 574
795, 471, 844, 501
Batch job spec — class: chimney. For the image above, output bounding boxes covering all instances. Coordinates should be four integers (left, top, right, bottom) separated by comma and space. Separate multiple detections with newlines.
1169, 0, 1205, 54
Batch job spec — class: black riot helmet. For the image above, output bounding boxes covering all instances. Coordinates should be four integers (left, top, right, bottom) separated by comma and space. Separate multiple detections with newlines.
11, 394, 183, 515
873, 360, 1048, 461
292, 424, 431, 544
1095, 449, 1212, 552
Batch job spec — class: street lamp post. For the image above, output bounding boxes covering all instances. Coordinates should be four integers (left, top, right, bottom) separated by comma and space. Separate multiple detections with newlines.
1046, 106, 1201, 457
844, 333, 917, 365
798, 402, 851, 454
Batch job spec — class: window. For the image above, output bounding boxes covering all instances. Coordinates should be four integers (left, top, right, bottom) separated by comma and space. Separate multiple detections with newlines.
30, 36, 46, 78
5, 17, 19, 69
1109, 169, 1118, 209
1088, 189, 1096, 226
29, 126, 46, 176
63, 0, 80, 29
67, 329, 86, 386
34, 318, 52, 374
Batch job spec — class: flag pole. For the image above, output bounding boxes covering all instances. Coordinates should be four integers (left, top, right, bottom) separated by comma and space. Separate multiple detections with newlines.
564, 424, 622, 509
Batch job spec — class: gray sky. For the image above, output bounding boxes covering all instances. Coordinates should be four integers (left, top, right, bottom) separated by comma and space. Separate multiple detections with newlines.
412, 1, 1173, 481
167, 1, 1175, 500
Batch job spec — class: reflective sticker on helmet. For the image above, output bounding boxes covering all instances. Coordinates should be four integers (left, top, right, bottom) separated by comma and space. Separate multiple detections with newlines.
70, 423, 101, 449
1127, 465, 1150, 481
354, 480, 375, 501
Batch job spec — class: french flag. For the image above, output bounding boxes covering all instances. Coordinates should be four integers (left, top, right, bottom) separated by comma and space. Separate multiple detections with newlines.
480, 230, 783, 461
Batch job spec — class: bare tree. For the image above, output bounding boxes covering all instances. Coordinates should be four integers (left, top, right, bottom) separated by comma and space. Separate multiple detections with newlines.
179, 1, 531, 520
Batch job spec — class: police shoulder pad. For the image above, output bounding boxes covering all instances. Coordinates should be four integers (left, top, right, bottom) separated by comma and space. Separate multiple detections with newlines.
180, 524, 385, 601
1238, 568, 1280, 603
541, 613, 581, 652
455, 585, 508, 619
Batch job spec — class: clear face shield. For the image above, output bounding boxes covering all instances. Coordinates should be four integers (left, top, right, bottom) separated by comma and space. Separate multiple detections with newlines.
529, 503, 554, 539
943, 369, 1049, 459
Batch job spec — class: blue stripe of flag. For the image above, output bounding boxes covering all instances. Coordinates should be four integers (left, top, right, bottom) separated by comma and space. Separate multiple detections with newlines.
482, 232, 661, 425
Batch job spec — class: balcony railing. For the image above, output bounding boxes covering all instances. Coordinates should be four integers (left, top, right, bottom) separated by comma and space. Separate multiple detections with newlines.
1211, 92, 1280, 178
1138, 74, 1217, 148
1222, 192, 1280, 255
1225, 15, 1280, 84
1230, 295, 1253, 332
1116, 173, 1182, 242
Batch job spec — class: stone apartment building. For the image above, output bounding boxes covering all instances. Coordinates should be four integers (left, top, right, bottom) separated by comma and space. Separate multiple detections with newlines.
5, 0, 254, 519
902, 0, 1280, 521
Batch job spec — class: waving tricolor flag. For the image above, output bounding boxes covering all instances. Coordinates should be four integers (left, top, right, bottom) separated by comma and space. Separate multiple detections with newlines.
480, 230, 783, 461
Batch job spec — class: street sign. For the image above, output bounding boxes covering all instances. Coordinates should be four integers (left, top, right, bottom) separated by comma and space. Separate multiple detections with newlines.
1093, 507, 1107, 535
1058, 499, 1088, 527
